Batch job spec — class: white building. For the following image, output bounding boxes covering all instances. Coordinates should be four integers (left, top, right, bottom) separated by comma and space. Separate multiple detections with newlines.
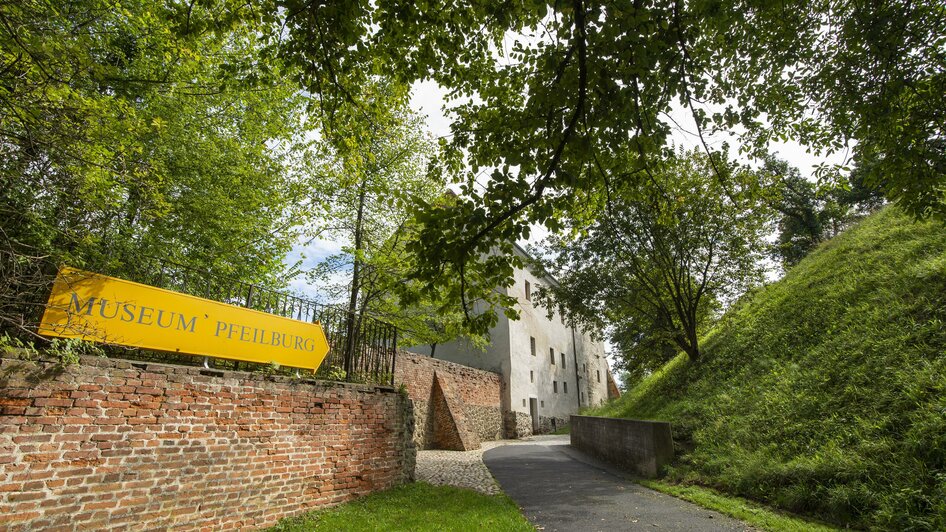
409, 244, 612, 437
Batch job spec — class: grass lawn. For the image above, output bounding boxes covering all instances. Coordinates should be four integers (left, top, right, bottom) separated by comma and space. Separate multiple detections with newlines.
269, 482, 534, 531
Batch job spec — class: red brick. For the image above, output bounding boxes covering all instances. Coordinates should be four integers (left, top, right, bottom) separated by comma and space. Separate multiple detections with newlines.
0, 353, 414, 530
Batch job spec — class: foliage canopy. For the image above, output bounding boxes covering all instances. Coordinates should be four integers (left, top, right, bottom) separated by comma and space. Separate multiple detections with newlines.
538, 150, 770, 377
303, 84, 478, 350
0, 0, 313, 335
275, 0, 946, 325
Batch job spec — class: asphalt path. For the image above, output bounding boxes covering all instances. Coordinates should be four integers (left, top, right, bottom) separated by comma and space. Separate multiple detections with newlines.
483, 438, 750, 531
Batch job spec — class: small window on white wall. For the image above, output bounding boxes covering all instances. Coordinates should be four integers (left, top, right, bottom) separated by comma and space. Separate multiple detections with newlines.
530, 337, 536, 356
525, 280, 531, 301
564, 382, 568, 394
530, 370, 534, 383
561, 352, 565, 367
550, 348, 555, 365
597, 370, 601, 383
553, 381, 558, 393
522, 399, 526, 407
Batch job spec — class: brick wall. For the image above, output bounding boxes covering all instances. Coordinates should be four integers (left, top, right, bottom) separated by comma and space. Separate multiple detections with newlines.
394, 352, 502, 449
0, 353, 415, 531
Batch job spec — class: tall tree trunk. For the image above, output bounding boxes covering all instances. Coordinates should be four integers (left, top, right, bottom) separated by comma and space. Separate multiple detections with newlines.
684, 305, 701, 361
684, 328, 700, 361
344, 181, 367, 377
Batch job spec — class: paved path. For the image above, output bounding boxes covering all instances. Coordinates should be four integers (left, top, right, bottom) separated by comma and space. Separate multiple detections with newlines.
483, 437, 751, 532
414, 436, 568, 495
414, 446, 502, 495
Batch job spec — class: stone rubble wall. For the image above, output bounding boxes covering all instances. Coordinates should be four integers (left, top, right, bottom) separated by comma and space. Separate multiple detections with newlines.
0, 354, 415, 531
538, 415, 569, 434
503, 411, 533, 439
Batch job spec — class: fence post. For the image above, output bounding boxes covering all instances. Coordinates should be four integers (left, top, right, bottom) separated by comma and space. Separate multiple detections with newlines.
390, 327, 397, 386
245, 284, 255, 308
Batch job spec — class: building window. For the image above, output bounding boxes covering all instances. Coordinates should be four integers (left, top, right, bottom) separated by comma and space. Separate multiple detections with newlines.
541, 400, 544, 407
581, 391, 585, 402
561, 352, 566, 367
530, 370, 534, 383
564, 382, 568, 394
550, 347, 555, 365
525, 280, 531, 301
583, 363, 587, 374
597, 370, 601, 383
523, 399, 526, 407
553, 381, 558, 393
530, 336, 536, 357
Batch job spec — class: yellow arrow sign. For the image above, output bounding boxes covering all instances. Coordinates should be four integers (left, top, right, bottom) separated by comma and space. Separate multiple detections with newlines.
39, 266, 330, 371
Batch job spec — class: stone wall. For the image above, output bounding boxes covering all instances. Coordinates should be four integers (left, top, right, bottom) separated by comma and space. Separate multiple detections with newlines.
538, 415, 569, 434
503, 411, 533, 439
570, 415, 673, 478
394, 351, 502, 448
0, 354, 415, 531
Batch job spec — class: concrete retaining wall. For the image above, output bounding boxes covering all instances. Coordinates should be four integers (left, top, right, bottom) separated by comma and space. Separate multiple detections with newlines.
570, 415, 673, 478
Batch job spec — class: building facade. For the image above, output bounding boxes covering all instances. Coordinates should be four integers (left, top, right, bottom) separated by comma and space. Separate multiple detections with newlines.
409, 245, 612, 437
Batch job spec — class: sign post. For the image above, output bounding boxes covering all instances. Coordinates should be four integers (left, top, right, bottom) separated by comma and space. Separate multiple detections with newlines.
39, 267, 330, 371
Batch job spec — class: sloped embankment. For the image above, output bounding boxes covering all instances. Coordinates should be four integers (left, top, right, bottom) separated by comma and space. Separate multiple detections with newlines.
590, 207, 946, 530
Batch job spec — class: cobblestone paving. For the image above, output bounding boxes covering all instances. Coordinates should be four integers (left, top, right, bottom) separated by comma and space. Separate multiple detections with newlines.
414, 436, 567, 495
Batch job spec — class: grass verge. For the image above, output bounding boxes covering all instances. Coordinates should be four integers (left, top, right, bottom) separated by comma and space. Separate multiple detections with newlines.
269, 482, 534, 531
640, 480, 840, 532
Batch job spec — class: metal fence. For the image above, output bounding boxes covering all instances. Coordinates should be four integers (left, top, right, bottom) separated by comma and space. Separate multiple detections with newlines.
119, 259, 398, 385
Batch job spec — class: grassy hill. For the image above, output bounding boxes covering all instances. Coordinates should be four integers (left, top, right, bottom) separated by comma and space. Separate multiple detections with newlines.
589, 207, 946, 530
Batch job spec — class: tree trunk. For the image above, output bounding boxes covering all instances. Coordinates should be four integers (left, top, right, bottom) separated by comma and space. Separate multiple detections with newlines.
344, 181, 367, 377
675, 328, 701, 361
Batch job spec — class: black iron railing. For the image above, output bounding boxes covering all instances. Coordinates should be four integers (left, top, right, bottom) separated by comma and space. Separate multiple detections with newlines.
121, 259, 398, 385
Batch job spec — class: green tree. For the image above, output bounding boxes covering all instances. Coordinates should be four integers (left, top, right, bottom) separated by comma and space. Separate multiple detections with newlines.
366, 202, 487, 356
0, 0, 312, 334
304, 83, 480, 354
766, 158, 827, 268
538, 150, 770, 371
766, 157, 887, 268
275, 0, 944, 325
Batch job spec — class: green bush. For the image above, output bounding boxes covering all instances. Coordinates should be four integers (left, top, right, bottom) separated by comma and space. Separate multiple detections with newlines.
589, 207, 946, 530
